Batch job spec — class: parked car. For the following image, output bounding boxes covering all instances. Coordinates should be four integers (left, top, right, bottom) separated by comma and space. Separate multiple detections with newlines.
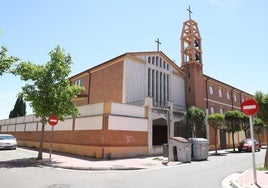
238, 138, 260, 152
0, 134, 17, 150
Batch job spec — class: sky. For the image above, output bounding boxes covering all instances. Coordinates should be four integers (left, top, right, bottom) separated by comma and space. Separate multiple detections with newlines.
0, 0, 267, 119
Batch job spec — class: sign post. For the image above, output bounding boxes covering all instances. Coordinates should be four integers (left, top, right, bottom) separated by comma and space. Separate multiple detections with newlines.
241, 99, 258, 186
48, 115, 58, 163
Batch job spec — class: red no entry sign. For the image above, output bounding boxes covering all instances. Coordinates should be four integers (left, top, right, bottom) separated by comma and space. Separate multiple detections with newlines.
48, 115, 58, 126
241, 99, 258, 116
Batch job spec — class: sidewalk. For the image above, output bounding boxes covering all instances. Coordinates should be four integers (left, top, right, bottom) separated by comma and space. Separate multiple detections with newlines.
230, 169, 268, 188
20, 148, 180, 170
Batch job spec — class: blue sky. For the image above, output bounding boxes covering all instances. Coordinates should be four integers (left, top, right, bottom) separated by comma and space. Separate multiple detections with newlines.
0, 0, 267, 119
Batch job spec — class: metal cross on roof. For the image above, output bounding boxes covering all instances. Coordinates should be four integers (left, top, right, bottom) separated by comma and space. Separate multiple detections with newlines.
155, 38, 161, 51
187, 5, 192, 20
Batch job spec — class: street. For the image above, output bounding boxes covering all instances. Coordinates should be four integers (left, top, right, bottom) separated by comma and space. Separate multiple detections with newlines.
0, 147, 266, 188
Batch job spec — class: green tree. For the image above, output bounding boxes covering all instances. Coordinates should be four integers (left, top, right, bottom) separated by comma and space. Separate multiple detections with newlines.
14, 45, 84, 160
255, 91, 268, 168
253, 118, 265, 146
186, 106, 206, 138
224, 110, 243, 151
9, 95, 26, 118
207, 113, 225, 154
0, 46, 19, 75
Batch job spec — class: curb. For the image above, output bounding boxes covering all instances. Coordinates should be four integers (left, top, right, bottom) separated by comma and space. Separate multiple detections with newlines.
221, 173, 240, 188
42, 163, 145, 171
229, 170, 248, 188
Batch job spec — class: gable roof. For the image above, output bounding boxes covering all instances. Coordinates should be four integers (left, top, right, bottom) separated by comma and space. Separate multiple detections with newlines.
69, 51, 184, 79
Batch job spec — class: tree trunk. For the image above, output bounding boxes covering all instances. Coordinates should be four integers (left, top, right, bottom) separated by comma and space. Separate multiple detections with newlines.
257, 133, 261, 147
37, 121, 45, 160
264, 141, 268, 168
232, 132, 235, 151
215, 131, 218, 154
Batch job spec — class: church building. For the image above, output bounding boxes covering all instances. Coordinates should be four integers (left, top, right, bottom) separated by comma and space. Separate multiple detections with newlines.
1, 9, 264, 159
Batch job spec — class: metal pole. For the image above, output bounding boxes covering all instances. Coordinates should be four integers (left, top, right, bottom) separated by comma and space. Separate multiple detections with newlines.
249, 115, 257, 185
49, 126, 54, 163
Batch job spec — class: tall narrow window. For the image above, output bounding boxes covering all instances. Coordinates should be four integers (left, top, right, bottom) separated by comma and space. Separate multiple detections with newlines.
148, 68, 151, 97
233, 94, 237, 103
218, 89, 222, 98
156, 71, 159, 103
167, 74, 170, 102
209, 86, 214, 95
160, 72, 163, 105
227, 91, 230, 100
210, 107, 215, 114
152, 70, 155, 100
163, 73, 166, 105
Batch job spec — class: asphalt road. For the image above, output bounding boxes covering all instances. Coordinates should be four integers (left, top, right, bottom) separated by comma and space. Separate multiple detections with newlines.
0, 148, 266, 188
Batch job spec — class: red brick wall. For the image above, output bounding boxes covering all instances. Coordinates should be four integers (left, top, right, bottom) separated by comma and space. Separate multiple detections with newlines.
187, 62, 206, 108
90, 61, 124, 103
104, 130, 148, 147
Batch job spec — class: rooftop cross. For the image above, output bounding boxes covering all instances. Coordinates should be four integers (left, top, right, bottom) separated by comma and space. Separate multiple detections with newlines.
155, 38, 161, 51
187, 5, 192, 20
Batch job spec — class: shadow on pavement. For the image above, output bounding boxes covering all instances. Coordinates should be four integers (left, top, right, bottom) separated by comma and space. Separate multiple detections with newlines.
0, 158, 47, 168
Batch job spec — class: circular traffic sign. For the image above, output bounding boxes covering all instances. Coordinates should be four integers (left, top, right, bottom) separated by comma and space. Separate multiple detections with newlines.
48, 115, 58, 126
241, 99, 258, 116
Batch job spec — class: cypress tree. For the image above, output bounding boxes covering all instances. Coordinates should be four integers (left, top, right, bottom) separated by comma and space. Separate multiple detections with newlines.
9, 96, 26, 118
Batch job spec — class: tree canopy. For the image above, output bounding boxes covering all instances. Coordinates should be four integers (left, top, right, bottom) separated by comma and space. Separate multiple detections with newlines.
186, 106, 206, 138
0, 46, 19, 75
14, 45, 84, 160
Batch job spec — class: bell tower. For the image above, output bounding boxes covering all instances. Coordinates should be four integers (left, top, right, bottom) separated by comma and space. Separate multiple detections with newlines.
181, 6, 205, 108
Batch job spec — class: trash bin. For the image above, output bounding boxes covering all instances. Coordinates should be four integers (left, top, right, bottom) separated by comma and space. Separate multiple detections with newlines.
188, 138, 209, 161
170, 137, 191, 163
163, 143, 168, 157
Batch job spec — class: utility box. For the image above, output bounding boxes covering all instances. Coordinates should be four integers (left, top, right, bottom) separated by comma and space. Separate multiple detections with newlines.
188, 138, 209, 161
169, 137, 191, 163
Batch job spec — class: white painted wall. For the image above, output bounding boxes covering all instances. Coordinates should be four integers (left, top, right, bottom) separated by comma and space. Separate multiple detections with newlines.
78, 102, 104, 117
108, 115, 148, 132
170, 73, 185, 107
53, 119, 73, 131
111, 103, 145, 118
123, 59, 146, 103
16, 124, 25, 132
25, 122, 37, 131
75, 116, 103, 130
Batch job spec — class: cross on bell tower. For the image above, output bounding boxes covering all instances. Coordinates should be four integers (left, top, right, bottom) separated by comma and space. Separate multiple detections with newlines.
187, 5, 192, 20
